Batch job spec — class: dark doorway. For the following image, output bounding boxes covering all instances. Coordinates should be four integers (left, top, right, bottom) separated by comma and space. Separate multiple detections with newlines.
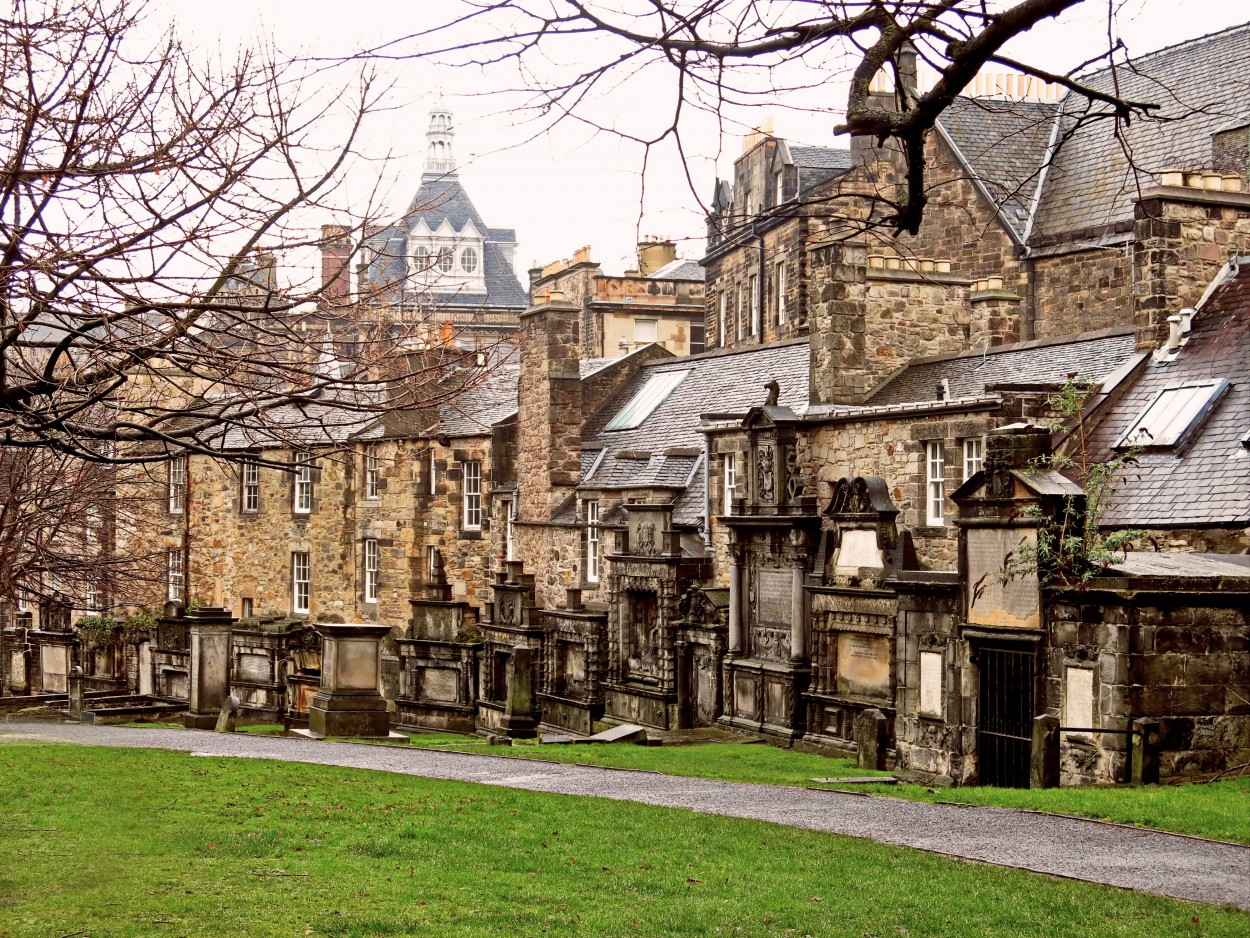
977, 645, 1036, 788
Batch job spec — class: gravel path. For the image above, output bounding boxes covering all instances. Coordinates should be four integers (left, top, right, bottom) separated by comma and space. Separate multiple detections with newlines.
5, 721, 1248, 910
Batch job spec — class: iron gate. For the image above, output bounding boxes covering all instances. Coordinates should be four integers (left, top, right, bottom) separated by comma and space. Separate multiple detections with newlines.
977, 646, 1036, 788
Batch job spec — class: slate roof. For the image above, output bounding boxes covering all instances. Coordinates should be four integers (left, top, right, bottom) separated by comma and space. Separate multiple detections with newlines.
363, 173, 529, 310
1085, 259, 1250, 528
790, 146, 854, 195
581, 340, 811, 526
937, 97, 1058, 241
434, 364, 521, 439
1031, 24, 1250, 241
868, 330, 1139, 406
646, 258, 705, 282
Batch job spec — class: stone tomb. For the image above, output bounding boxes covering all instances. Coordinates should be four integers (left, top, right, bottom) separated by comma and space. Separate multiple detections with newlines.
396, 555, 483, 734
537, 588, 608, 735
307, 622, 392, 738
603, 503, 709, 730
803, 477, 901, 751
475, 562, 544, 735
182, 606, 237, 730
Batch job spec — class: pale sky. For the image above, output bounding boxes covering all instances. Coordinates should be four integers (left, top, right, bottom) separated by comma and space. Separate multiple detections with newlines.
148, 0, 1249, 285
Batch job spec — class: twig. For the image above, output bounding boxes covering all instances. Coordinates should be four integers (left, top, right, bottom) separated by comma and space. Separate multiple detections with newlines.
251, 870, 311, 877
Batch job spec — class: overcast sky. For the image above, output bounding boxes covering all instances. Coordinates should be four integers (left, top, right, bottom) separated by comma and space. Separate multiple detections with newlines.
149, 0, 1248, 283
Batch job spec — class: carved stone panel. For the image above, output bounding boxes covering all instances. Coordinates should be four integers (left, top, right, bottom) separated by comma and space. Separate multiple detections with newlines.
966, 527, 1040, 629
421, 667, 460, 703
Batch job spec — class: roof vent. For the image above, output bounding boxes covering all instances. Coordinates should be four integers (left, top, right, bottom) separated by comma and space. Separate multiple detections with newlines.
1166, 315, 1183, 352
1179, 307, 1195, 335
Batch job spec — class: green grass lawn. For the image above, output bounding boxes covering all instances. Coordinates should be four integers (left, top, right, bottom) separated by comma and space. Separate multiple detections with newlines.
1, 742, 1245, 938
410, 734, 1250, 844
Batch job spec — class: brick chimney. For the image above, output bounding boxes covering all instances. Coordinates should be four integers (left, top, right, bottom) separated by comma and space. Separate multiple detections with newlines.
320, 224, 352, 307
517, 298, 583, 519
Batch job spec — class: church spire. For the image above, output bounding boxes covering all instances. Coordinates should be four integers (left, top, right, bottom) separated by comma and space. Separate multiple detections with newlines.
424, 106, 456, 176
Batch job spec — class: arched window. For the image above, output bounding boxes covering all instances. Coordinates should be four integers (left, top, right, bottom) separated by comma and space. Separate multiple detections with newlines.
414, 245, 432, 271
437, 248, 454, 273
460, 246, 479, 274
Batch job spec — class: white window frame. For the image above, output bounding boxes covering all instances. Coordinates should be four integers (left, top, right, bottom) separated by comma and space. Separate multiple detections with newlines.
241, 459, 260, 513
363, 538, 379, 604
634, 318, 658, 345
168, 456, 186, 514
460, 246, 479, 274
292, 551, 310, 615
167, 548, 184, 602
749, 273, 760, 336
364, 444, 380, 500
926, 440, 946, 526
774, 168, 785, 206
718, 292, 727, 347
462, 460, 482, 530
427, 545, 438, 578
586, 500, 600, 584
963, 437, 984, 481
506, 498, 517, 561
724, 452, 737, 515
84, 584, 100, 612
241, 597, 254, 619
776, 260, 787, 325
736, 289, 744, 342
428, 448, 437, 495
294, 453, 314, 515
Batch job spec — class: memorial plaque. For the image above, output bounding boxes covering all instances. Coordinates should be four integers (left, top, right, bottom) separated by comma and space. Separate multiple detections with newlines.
238, 652, 271, 683
919, 651, 943, 717
336, 638, 380, 691
10, 651, 25, 685
833, 529, 884, 576
421, 667, 459, 703
836, 633, 890, 698
1063, 666, 1095, 736
40, 645, 68, 693
966, 528, 1040, 628
755, 568, 791, 628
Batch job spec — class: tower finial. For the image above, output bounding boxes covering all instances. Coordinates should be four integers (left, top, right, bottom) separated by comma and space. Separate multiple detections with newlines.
425, 105, 456, 176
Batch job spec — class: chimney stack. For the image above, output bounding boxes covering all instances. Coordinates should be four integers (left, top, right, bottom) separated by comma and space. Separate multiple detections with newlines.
320, 224, 352, 307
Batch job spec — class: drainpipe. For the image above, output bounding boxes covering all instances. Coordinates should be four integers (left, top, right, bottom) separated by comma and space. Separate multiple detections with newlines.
702, 431, 712, 548
756, 229, 767, 341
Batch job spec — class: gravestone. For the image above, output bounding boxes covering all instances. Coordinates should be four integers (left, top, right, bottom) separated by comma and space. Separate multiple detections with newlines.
1031, 714, 1060, 789
215, 695, 241, 734
183, 606, 236, 729
500, 644, 538, 739
308, 622, 392, 738
855, 707, 889, 770
67, 666, 85, 718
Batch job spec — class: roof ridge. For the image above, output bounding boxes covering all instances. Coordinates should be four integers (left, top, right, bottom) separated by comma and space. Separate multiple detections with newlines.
1077, 21, 1250, 83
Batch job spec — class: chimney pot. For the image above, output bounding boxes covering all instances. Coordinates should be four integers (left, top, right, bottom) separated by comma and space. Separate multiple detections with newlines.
1166, 315, 1183, 351
1179, 307, 1195, 334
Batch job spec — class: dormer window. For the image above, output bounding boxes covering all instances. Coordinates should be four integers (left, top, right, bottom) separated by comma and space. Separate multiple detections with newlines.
414, 245, 433, 271
460, 247, 479, 274
437, 249, 454, 273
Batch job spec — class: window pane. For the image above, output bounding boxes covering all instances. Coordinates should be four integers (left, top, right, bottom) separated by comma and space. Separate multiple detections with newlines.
634, 319, 658, 344
463, 461, 482, 529
926, 441, 945, 525
1118, 379, 1228, 448
603, 370, 690, 431
460, 247, 479, 274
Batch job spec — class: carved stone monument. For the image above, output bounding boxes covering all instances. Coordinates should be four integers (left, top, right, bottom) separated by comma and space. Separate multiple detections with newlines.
308, 622, 392, 738
182, 606, 237, 729
500, 644, 538, 739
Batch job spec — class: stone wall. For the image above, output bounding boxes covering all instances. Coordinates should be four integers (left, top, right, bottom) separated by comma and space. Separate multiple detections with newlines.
1047, 584, 1250, 782
1031, 246, 1133, 339
1133, 189, 1250, 348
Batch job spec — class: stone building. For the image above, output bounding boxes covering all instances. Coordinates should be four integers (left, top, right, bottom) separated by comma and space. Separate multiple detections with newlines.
320, 106, 529, 354
529, 241, 706, 358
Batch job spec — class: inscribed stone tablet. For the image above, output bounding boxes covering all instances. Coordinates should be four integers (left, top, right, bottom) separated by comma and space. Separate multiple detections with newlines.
336, 639, 379, 690
919, 651, 943, 717
40, 645, 67, 692
834, 529, 884, 576
238, 652, 271, 683
966, 528, 1040, 628
421, 668, 459, 703
756, 568, 791, 627
1064, 666, 1095, 734
836, 633, 890, 698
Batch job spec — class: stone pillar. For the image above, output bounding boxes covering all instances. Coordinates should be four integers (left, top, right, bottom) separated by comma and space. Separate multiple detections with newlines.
67, 666, 85, 719
725, 542, 740, 655
500, 644, 538, 739
855, 707, 889, 770
183, 606, 236, 729
789, 559, 807, 662
308, 622, 392, 738
1030, 714, 1060, 789
1131, 717, 1161, 785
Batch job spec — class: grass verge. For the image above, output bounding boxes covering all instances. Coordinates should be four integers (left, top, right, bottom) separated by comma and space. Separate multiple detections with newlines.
0, 741, 1246, 938
411, 734, 1250, 844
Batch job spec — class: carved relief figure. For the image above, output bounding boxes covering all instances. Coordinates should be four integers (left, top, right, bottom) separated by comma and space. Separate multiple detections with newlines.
635, 522, 656, 556
756, 445, 775, 503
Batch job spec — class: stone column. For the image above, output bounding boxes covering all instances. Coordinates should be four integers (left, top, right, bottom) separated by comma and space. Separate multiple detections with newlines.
1030, 713, 1060, 789
727, 540, 744, 656
183, 606, 236, 729
67, 666, 85, 719
789, 556, 807, 662
308, 622, 392, 738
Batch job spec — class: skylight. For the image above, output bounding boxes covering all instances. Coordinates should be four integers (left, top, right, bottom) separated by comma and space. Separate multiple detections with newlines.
1117, 379, 1229, 449
603, 370, 691, 431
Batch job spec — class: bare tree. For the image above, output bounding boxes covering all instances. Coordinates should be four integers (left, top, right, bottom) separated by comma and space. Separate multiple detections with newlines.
0, 0, 511, 608
402, 0, 1159, 234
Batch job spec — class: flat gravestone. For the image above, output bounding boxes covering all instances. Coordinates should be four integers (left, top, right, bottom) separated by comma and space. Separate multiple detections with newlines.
540, 735, 579, 745
587, 724, 648, 744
